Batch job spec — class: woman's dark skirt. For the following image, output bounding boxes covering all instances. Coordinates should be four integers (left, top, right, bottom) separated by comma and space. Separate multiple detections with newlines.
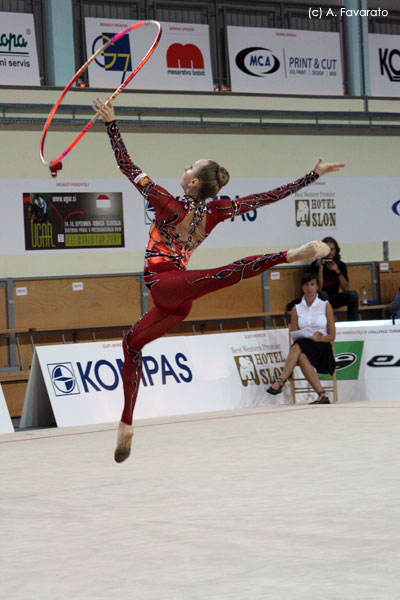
294, 338, 336, 375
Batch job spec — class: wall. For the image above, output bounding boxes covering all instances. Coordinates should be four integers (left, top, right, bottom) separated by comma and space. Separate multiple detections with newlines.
0, 87, 399, 277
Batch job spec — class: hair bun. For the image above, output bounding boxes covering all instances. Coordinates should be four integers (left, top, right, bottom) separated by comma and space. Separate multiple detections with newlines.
217, 166, 230, 188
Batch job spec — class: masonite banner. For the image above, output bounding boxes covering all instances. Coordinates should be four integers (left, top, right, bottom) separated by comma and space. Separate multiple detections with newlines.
0, 11, 40, 86
0, 383, 14, 434
84, 18, 214, 91
19, 322, 400, 429
23, 191, 125, 250
20, 329, 290, 428
369, 33, 400, 97
227, 26, 343, 95
1, 175, 399, 256
335, 321, 400, 403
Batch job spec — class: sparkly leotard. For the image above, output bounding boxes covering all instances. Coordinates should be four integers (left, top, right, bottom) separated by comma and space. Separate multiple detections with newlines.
106, 121, 319, 423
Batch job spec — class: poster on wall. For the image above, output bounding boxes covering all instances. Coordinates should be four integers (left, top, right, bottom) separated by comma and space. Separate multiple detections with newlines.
335, 321, 400, 403
23, 191, 125, 250
227, 26, 343, 95
0, 175, 399, 257
0, 11, 40, 86
369, 33, 400, 97
19, 322, 400, 429
163, 175, 400, 249
84, 18, 214, 91
20, 329, 290, 428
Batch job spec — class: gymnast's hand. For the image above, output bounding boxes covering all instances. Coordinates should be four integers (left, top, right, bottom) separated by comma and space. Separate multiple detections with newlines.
93, 97, 115, 123
312, 157, 345, 177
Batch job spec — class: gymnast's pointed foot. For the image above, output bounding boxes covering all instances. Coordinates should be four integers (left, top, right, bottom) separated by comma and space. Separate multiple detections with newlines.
114, 421, 134, 463
286, 241, 330, 263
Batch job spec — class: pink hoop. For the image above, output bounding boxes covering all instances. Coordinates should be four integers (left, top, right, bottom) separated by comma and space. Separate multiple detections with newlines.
40, 20, 162, 177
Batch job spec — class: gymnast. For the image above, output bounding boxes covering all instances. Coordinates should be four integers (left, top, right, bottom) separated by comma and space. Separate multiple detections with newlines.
92, 98, 345, 463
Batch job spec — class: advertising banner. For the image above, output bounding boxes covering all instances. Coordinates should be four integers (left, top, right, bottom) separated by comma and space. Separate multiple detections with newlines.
19, 322, 400, 429
335, 321, 400, 403
0, 11, 40, 86
0, 383, 14, 433
20, 329, 290, 428
369, 33, 400, 97
23, 191, 125, 250
183, 175, 400, 250
227, 26, 343, 94
84, 18, 214, 91
0, 176, 399, 256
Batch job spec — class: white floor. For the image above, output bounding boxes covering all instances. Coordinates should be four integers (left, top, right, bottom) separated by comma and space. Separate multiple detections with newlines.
1, 402, 400, 600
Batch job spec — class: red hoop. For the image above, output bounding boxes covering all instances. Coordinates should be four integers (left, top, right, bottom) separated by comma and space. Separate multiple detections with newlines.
40, 20, 162, 177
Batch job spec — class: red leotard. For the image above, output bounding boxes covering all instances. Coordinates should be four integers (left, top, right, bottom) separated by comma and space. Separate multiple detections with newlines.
106, 121, 319, 423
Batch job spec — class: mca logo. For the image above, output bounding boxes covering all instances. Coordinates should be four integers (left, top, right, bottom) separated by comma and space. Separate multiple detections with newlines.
234, 355, 260, 386
47, 363, 80, 396
92, 32, 132, 84
295, 199, 311, 227
235, 47, 280, 77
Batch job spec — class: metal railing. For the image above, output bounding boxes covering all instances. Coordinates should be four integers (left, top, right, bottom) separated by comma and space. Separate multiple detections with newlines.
0, 258, 388, 372
2, 100, 400, 132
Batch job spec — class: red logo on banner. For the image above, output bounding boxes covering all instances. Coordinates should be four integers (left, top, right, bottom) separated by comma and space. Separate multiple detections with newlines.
166, 43, 205, 69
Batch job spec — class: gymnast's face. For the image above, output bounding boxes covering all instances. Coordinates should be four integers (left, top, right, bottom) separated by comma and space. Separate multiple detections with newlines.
181, 159, 209, 195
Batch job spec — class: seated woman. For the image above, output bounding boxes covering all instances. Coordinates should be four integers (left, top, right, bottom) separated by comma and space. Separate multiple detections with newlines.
267, 272, 336, 404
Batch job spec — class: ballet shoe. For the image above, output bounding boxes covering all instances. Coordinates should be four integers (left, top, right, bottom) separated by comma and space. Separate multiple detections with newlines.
114, 421, 134, 463
286, 241, 330, 263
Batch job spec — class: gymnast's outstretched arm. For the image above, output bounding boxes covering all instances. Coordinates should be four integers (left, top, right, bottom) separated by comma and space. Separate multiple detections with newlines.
208, 157, 345, 223
93, 98, 173, 213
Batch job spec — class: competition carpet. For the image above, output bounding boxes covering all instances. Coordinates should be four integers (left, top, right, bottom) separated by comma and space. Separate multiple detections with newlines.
1, 402, 400, 599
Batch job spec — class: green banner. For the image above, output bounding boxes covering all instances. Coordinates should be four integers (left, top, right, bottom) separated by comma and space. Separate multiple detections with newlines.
334, 341, 364, 380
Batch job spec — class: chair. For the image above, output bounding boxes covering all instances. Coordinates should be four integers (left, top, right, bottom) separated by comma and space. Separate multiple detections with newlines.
289, 336, 338, 405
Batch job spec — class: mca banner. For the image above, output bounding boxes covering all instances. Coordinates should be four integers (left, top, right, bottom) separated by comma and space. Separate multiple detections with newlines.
369, 33, 400, 97
227, 26, 343, 95
0, 11, 40, 85
84, 18, 213, 91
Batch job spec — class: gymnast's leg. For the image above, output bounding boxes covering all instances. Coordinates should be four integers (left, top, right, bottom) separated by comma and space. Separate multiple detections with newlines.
150, 241, 329, 312
115, 302, 191, 463
116, 241, 328, 461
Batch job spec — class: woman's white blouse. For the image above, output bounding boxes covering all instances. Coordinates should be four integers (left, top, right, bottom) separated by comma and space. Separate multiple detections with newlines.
295, 296, 328, 335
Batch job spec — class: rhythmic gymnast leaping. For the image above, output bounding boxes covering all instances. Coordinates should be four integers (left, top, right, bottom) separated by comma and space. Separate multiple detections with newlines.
93, 98, 345, 463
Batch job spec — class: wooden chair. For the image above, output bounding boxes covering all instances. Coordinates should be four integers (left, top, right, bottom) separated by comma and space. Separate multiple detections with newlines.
289, 336, 338, 405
